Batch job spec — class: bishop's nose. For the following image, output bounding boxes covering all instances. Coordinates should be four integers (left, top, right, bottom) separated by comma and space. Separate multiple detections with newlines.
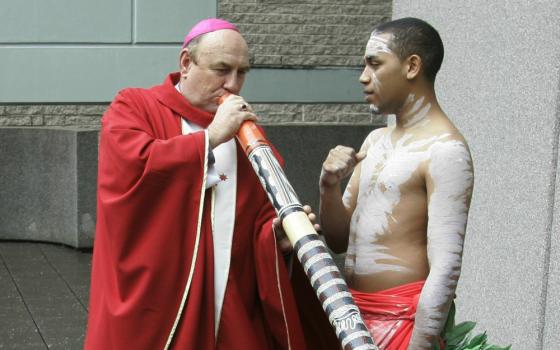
223, 72, 244, 94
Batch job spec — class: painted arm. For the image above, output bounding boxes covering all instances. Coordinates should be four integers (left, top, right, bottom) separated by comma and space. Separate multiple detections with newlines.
408, 141, 474, 349
319, 145, 365, 253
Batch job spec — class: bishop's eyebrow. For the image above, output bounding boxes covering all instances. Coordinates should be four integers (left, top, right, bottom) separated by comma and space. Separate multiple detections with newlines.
211, 61, 251, 72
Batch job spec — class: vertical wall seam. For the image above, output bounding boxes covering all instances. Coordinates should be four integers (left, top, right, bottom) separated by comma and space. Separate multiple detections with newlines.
74, 132, 80, 248
131, 0, 136, 44
538, 57, 560, 350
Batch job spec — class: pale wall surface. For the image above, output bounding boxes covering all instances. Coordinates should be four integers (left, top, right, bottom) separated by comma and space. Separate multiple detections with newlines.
392, 1, 560, 349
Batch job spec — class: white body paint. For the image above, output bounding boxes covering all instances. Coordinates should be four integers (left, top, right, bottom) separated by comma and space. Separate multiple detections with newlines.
364, 35, 394, 114
346, 31, 473, 347
402, 95, 432, 129
408, 140, 473, 348
344, 130, 453, 276
342, 117, 473, 348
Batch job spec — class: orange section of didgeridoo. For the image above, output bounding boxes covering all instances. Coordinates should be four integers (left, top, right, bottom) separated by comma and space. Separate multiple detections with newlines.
217, 93, 268, 154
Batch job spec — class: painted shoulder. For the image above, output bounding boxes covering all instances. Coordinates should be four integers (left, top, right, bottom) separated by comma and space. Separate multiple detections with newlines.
362, 126, 390, 151
428, 137, 474, 184
430, 136, 472, 160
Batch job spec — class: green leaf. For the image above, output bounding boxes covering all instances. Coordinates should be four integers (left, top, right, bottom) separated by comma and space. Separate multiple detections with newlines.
454, 341, 484, 350
444, 302, 457, 335
467, 332, 487, 346
446, 322, 477, 345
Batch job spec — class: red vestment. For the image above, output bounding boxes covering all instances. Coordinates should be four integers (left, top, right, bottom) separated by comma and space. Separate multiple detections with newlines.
84, 73, 306, 350
350, 280, 425, 350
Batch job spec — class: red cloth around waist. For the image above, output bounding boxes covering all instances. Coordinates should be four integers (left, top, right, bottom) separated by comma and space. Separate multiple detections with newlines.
350, 280, 425, 350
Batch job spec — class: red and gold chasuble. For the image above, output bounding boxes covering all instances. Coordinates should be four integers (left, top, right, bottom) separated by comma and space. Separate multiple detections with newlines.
85, 73, 306, 349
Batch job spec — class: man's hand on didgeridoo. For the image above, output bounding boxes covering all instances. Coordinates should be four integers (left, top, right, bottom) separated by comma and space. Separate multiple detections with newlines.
272, 205, 320, 255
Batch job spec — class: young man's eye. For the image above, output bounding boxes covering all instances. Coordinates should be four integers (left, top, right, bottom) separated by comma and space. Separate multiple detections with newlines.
365, 57, 379, 67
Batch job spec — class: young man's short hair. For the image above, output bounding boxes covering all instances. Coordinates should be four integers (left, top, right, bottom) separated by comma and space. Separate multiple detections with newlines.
373, 17, 444, 83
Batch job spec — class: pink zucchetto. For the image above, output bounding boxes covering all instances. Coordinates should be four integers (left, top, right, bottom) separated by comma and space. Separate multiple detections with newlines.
182, 18, 239, 48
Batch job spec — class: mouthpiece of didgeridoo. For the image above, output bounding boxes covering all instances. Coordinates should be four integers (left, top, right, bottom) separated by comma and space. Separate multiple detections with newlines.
217, 93, 268, 155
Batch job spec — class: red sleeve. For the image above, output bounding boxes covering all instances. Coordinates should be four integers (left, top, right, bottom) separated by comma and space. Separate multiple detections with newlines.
99, 89, 207, 197
88, 88, 215, 349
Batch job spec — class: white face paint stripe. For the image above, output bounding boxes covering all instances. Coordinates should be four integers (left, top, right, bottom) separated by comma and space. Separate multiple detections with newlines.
365, 34, 393, 55
364, 34, 394, 114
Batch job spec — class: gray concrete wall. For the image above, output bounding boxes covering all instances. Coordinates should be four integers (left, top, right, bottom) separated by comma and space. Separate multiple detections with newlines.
265, 125, 374, 210
0, 125, 377, 248
392, 1, 560, 348
0, 128, 98, 248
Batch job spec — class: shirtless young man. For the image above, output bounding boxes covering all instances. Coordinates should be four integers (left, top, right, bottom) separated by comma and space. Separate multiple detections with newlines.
319, 18, 474, 349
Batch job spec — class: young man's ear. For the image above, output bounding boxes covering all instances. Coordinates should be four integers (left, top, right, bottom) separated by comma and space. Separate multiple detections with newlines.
179, 48, 193, 77
405, 54, 422, 80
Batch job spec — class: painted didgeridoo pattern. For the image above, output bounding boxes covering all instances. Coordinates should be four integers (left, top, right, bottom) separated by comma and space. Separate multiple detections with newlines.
218, 96, 378, 350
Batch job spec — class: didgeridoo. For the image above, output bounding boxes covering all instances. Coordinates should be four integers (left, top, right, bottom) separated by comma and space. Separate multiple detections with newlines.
218, 94, 377, 350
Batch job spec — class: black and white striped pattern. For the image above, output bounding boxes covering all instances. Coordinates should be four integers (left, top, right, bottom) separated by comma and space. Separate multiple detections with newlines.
246, 144, 377, 350
295, 235, 377, 350
248, 145, 302, 219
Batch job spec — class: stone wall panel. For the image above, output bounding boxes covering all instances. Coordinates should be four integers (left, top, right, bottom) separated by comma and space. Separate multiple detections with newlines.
220, 0, 390, 67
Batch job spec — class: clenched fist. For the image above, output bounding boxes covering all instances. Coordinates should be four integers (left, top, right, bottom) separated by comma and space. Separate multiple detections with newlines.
320, 145, 366, 188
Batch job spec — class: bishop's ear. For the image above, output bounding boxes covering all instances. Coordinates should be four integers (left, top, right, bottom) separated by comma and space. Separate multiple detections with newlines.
405, 54, 422, 80
179, 48, 193, 77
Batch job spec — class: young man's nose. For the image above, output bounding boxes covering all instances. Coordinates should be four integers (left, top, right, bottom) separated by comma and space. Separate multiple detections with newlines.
359, 69, 371, 84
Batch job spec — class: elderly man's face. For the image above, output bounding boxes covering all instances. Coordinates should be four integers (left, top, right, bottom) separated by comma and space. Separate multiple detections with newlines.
180, 30, 250, 113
